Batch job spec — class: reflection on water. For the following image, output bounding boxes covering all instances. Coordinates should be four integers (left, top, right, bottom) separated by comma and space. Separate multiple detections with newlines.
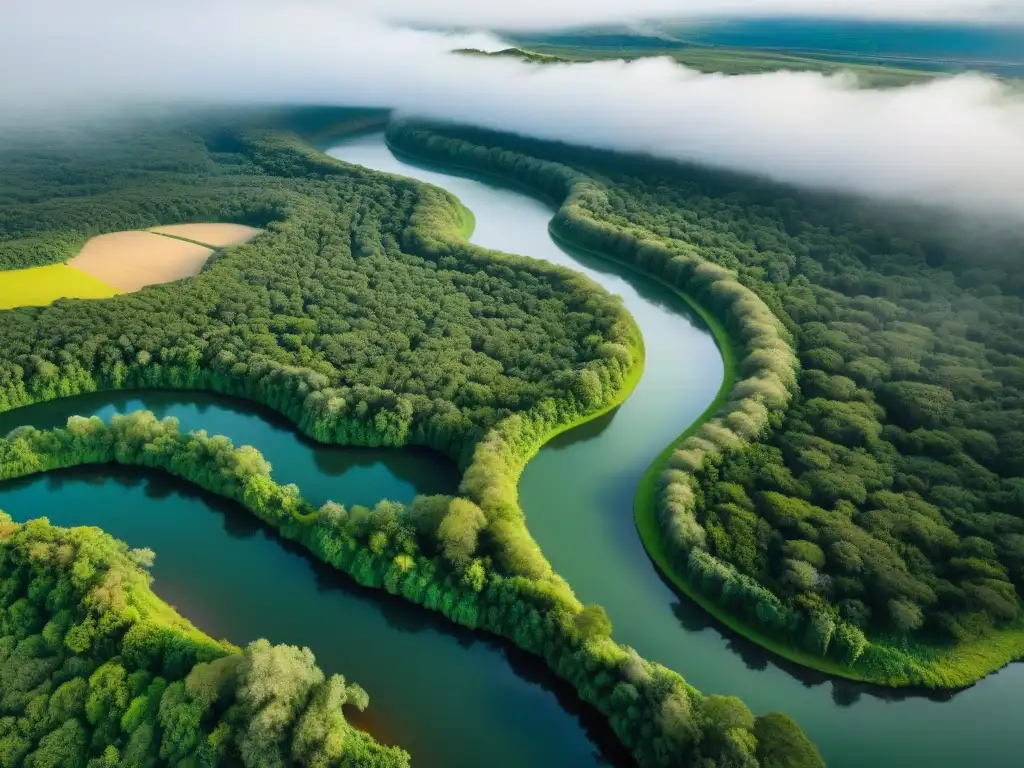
0, 390, 459, 507
4, 130, 1020, 768
336, 132, 1024, 768
0, 464, 630, 767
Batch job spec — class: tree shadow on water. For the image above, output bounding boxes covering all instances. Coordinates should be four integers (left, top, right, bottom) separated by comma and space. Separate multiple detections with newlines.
0, 389, 462, 499
542, 408, 621, 452
237, 505, 636, 766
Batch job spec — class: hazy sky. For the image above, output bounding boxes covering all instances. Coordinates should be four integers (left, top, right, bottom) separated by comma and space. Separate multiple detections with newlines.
352, 0, 1024, 27
3, 0, 1023, 219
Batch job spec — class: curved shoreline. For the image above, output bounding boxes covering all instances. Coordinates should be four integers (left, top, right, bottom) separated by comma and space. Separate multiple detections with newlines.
329, 133, 824, 765
383, 126, 1024, 692
2, 127, 806, 767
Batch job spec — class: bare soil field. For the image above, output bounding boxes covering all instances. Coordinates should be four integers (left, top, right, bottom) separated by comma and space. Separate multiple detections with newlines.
68, 231, 214, 292
148, 223, 262, 248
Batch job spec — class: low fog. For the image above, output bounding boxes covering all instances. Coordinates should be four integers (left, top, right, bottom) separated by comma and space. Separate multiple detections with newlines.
3, 0, 1024, 219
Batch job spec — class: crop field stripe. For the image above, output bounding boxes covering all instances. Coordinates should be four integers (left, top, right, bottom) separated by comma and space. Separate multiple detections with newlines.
148, 231, 221, 249
0, 264, 121, 310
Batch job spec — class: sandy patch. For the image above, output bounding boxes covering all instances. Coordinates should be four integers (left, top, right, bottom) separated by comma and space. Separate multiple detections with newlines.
68, 231, 213, 292
148, 223, 262, 248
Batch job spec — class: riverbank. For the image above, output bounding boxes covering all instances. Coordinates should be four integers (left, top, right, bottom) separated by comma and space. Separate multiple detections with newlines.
335, 132, 822, 767
382, 121, 1024, 694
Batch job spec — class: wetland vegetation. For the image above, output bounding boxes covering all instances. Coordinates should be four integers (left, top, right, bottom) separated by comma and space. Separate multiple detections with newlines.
4, 69, 1022, 762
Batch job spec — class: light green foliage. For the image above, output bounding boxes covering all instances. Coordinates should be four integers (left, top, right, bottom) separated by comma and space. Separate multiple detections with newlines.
436, 498, 487, 570
0, 110, 825, 766
0, 413, 820, 767
574, 604, 613, 640
384, 118, 1024, 688
0, 512, 409, 768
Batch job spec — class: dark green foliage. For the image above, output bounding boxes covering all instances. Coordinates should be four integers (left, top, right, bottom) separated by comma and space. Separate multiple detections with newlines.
753, 713, 823, 768
0, 413, 820, 767
0, 127, 282, 271
387, 120, 1024, 680
0, 510, 408, 767
0, 120, 636, 471
0, 112, 821, 765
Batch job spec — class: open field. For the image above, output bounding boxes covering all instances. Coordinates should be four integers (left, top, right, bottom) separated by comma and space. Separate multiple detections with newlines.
0, 225, 262, 310
68, 231, 215, 292
149, 222, 263, 247
0, 263, 119, 309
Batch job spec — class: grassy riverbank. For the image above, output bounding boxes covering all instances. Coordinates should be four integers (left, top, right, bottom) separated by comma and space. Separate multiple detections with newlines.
385, 120, 1024, 693
0, 112, 822, 766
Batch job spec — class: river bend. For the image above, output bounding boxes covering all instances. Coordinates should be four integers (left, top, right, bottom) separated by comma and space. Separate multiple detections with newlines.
0, 132, 1019, 767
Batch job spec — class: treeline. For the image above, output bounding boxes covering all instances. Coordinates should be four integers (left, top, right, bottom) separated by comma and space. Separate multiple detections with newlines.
0, 510, 408, 767
0, 412, 823, 768
388, 120, 1024, 686
0, 119, 639, 472
0, 113, 821, 764
0, 127, 284, 272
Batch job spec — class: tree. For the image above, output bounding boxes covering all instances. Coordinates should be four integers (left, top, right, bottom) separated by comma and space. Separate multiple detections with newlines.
574, 605, 613, 640
754, 713, 824, 768
436, 499, 487, 570
888, 599, 924, 633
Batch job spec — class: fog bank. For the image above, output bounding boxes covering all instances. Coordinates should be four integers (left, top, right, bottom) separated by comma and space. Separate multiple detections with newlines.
3, 0, 1024, 219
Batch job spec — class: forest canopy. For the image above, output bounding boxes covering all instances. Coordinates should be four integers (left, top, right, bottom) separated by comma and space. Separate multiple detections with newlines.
387, 120, 1024, 686
0, 116, 638, 468
0, 513, 408, 767
0, 111, 823, 766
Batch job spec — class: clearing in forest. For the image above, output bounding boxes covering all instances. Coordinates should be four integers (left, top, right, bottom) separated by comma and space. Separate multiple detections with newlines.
0, 224, 261, 308
68, 231, 215, 292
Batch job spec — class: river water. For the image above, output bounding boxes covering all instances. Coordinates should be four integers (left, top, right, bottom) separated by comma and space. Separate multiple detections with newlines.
0, 132, 1020, 766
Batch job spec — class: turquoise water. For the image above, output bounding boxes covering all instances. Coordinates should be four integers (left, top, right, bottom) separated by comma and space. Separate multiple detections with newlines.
0, 392, 625, 767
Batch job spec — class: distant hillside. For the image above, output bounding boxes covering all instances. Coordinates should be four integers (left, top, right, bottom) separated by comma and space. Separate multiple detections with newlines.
459, 43, 938, 88
511, 18, 1024, 78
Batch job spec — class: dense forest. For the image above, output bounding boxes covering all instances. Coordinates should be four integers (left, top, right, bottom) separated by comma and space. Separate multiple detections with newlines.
0, 510, 407, 767
387, 120, 1024, 687
0, 412, 821, 768
0, 119, 639, 466
0, 112, 821, 766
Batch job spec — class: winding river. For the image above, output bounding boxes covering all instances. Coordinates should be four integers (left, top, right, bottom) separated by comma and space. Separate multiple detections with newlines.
1, 131, 1021, 766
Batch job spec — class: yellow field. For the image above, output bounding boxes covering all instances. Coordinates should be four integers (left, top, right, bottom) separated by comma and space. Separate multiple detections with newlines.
1, 223, 261, 311
0, 264, 120, 310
